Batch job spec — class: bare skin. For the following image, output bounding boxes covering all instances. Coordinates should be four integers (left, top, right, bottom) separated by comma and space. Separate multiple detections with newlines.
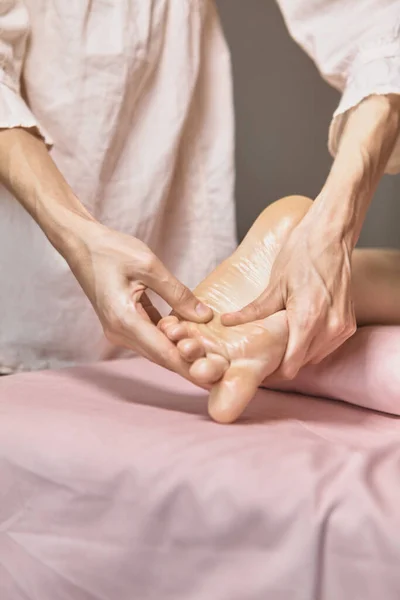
159, 196, 400, 424
223, 95, 400, 379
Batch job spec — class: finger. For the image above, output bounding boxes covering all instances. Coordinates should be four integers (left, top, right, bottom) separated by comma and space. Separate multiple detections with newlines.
101, 275, 191, 377
117, 309, 192, 378
276, 321, 313, 380
143, 260, 213, 323
141, 292, 162, 325
306, 330, 354, 366
305, 311, 357, 366
221, 285, 283, 327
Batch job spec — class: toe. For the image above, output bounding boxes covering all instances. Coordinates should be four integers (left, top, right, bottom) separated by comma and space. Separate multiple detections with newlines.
177, 338, 205, 362
158, 316, 179, 333
208, 361, 263, 424
190, 353, 229, 385
165, 323, 188, 342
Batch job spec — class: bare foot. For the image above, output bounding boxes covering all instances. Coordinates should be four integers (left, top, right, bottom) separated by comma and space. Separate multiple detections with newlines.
159, 196, 312, 423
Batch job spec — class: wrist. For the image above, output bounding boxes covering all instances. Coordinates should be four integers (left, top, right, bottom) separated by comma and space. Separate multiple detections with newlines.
328, 95, 400, 194
36, 193, 99, 257
311, 95, 400, 247
0, 127, 101, 256
308, 186, 366, 250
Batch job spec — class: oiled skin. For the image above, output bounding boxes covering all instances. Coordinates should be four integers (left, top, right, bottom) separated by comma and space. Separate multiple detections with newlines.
160, 196, 400, 423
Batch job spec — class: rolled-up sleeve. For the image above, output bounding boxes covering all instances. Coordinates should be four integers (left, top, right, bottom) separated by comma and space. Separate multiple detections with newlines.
0, 0, 51, 145
277, 0, 400, 174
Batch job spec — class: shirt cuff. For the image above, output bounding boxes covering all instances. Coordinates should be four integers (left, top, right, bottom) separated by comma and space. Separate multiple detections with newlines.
0, 81, 53, 148
328, 48, 400, 175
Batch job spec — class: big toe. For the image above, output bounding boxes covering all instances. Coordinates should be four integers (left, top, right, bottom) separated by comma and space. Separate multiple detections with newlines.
208, 361, 263, 424
190, 353, 230, 385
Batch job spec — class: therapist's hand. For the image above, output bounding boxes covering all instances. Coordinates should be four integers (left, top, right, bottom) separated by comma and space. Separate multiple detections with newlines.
221, 214, 356, 379
221, 94, 400, 381
64, 220, 213, 373
0, 127, 212, 373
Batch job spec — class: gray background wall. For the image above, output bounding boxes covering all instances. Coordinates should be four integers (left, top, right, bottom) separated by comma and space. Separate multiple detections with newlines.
216, 0, 400, 247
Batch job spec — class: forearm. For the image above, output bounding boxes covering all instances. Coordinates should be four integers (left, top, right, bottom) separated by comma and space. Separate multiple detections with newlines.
0, 127, 97, 256
308, 94, 400, 248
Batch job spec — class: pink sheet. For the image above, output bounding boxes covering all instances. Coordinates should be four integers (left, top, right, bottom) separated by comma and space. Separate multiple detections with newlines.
1, 329, 400, 600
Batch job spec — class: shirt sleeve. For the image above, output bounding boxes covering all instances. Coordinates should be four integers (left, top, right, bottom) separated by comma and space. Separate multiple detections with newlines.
0, 0, 52, 145
277, 0, 400, 174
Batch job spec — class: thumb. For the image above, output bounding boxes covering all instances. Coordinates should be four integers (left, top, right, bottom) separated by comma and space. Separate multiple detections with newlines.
144, 259, 213, 323
221, 284, 283, 326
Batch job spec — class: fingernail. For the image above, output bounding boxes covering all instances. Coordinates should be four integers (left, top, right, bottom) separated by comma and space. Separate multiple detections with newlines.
196, 302, 212, 319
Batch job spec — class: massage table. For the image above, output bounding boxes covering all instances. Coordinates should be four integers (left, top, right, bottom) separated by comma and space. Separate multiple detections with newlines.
1, 336, 400, 599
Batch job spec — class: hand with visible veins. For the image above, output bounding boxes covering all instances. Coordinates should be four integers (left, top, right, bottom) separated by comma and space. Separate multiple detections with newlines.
221, 95, 400, 379
65, 220, 213, 375
221, 209, 356, 379
0, 127, 213, 375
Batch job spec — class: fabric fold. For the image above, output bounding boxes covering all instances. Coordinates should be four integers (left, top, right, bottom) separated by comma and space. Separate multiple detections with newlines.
0, 81, 53, 147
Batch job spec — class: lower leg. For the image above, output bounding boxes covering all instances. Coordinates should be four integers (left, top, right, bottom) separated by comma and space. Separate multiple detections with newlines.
351, 249, 400, 325
265, 325, 400, 415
